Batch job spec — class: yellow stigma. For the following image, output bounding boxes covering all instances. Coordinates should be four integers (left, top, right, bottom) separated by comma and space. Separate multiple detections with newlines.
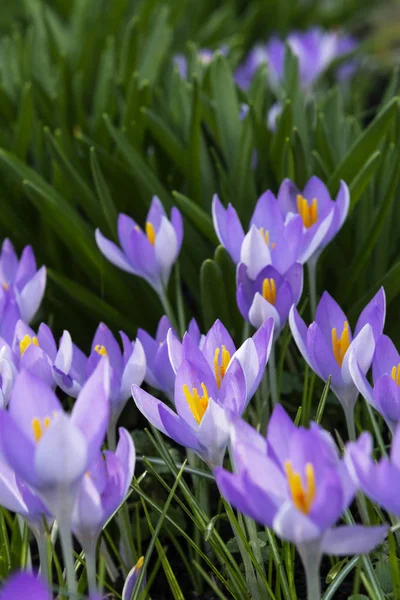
2, 282, 8, 291
214, 346, 231, 389
259, 228, 276, 249
20, 334, 39, 357
135, 556, 144, 570
262, 278, 277, 305
32, 416, 51, 443
296, 195, 318, 229
331, 321, 350, 367
285, 461, 316, 515
94, 344, 108, 356
182, 382, 209, 424
145, 221, 156, 245
392, 364, 400, 386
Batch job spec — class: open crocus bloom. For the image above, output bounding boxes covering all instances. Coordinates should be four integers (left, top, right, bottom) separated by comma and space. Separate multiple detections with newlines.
0, 572, 51, 600
0, 239, 46, 344
237, 263, 303, 335
0, 360, 110, 519
53, 322, 146, 425
0, 319, 73, 390
213, 191, 304, 273
213, 176, 348, 273
235, 28, 357, 91
215, 405, 387, 577
346, 425, 400, 516
137, 316, 176, 400
133, 318, 274, 467
95, 196, 183, 295
349, 334, 400, 433
72, 427, 135, 549
289, 288, 385, 428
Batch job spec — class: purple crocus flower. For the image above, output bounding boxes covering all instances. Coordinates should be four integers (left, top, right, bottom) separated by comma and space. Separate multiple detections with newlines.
53, 322, 146, 429
213, 176, 349, 272
235, 28, 357, 91
0, 319, 73, 390
349, 334, 400, 433
122, 556, 145, 600
174, 47, 228, 79
237, 262, 303, 336
0, 572, 51, 600
347, 425, 400, 516
0, 360, 110, 524
215, 405, 387, 598
133, 318, 274, 467
72, 427, 135, 595
0, 239, 46, 344
95, 197, 183, 296
289, 288, 386, 436
137, 316, 176, 400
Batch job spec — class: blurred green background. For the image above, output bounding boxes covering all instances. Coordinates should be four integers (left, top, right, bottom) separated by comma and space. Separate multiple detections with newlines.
0, 0, 399, 354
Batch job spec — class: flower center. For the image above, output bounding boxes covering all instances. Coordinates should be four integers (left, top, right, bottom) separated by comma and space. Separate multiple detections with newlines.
20, 334, 39, 357
214, 346, 231, 389
259, 228, 276, 249
32, 416, 51, 443
285, 461, 316, 514
145, 221, 156, 245
94, 344, 108, 356
262, 278, 276, 305
2, 282, 8, 291
331, 321, 350, 367
296, 195, 318, 229
182, 383, 209, 424
391, 364, 400, 386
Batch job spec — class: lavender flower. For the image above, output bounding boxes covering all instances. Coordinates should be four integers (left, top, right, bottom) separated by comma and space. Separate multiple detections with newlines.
0, 239, 46, 344
95, 197, 183, 297
53, 322, 146, 429
215, 405, 387, 599
0, 572, 51, 600
235, 28, 357, 91
237, 262, 303, 336
347, 426, 400, 516
289, 288, 386, 436
132, 318, 274, 467
349, 334, 400, 433
122, 557, 145, 600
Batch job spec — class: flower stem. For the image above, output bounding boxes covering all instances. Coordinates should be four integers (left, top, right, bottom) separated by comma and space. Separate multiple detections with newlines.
307, 258, 318, 319
268, 342, 278, 407
58, 515, 77, 596
298, 542, 321, 600
36, 529, 50, 586
83, 539, 98, 597
344, 405, 356, 441
159, 288, 178, 332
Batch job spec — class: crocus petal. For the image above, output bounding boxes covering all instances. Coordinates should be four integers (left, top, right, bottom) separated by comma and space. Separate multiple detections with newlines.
72, 472, 103, 541
154, 216, 179, 287
249, 293, 281, 332
0, 239, 18, 284
8, 369, 62, 440
0, 458, 28, 515
273, 502, 321, 544
215, 467, 265, 524
307, 323, 341, 385
233, 442, 287, 503
131, 385, 169, 436
375, 375, 400, 423
20, 346, 54, 388
321, 525, 387, 556
315, 291, 349, 349
71, 359, 110, 465
267, 404, 296, 466
0, 572, 51, 600
298, 210, 334, 264
348, 352, 377, 410
119, 340, 146, 404
212, 195, 244, 264
201, 320, 236, 374
0, 411, 39, 488
37, 323, 57, 361
15, 245, 37, 289
122, 558, 145, 600
289, 306, 312, 366
147, 196, 167, 230
95, 229, 136, 274
158, 404, 203, 452
167, 328, 183, 374
54, 330, 73, 373
219, 358, 247, 412
341, 324, 374, 386
170, 207, 184, 250
196, 398, 230, 466
0, 359, 14, 407
240, 226, 272, 280
115, 427, 136, 496
354, 287, 385, 342
35, 414, 88, 487
17, 266, 47, 323
373, 334, 400, 382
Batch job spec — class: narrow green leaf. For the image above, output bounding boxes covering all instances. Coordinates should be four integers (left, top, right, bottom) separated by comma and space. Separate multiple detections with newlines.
12, 83, 33, 159
173, 192, 217, 244
90, 148, 118, 239
348, 151, 381, 213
